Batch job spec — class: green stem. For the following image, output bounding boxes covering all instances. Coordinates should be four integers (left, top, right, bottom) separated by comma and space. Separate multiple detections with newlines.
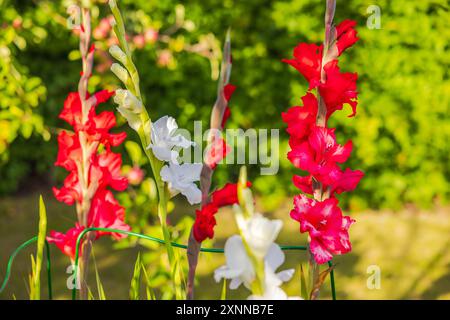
109, 0, 181, 298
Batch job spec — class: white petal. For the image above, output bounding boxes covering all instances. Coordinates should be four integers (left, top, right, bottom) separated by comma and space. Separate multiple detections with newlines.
165, 116, 179, 134
276, 269, 295, 282
179, 163, 203, 182
247, 286, 287, 300
214, 266, 242, 283
117, 106, 141, 131
171, 134, 194, 149
229, 277, 243, 290
181, 184, 202, 205
265, 243, 285, 271
151, 116, 170, 144
243, 214, 283, 259
160, 165, 172, 182
151, 146, 179, 163
264, 266, 283, 288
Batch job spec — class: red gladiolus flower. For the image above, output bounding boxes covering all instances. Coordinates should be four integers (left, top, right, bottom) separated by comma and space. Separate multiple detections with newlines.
211, 183, 239, 207
211, 182, 251, 207
319, 61, 358, 117
55, 131, 81, 172
335, 20, 359, 56
282, 92, 318, 147
192, 182, 250, 242
92, 151, 129, 191
290, 195, 354, 264
88, 189, 131, 239
282, 43, 323, 89
204, 136, 231, 170
53, 171, 82, 205
283, 20, 359, 118
193, 203, 218, 242
50, 46, 129, 259
47, 224, 85, 260
221, 84, 236, 128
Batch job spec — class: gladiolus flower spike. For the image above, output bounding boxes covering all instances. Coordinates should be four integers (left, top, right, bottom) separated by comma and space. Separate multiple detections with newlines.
283, 15, 363, 264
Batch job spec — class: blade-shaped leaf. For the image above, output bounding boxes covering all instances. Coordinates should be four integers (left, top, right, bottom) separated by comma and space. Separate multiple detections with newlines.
141, 262, 156, 300
299, 264, 309, 300
129, 252, 141, 300
92, 248, 106, 300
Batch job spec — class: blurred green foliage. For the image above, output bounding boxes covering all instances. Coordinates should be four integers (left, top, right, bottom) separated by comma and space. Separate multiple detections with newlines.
0, 0, 449, 211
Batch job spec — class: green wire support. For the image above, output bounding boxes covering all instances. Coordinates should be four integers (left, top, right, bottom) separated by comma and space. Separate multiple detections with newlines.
71, 227, 335, 300
0, 237, 52, 300
0, 228, 336, 300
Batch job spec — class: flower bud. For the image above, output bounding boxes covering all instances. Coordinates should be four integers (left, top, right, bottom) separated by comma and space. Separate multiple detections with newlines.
111, 63, 129, 85
113, 89, 143, 132
114, 89, 142, 113
109, 45, 127, 65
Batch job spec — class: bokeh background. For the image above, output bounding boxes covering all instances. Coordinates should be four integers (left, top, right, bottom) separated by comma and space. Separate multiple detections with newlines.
0, 0, 449, 299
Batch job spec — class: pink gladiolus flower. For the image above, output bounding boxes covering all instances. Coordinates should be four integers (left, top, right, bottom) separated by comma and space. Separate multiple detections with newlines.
144, 28, 159, 43
290, 195, 354, 264
133, 34, 146, 49
127, 166, 145, 185
287, 126, 353, 179
282, 18, 362, 264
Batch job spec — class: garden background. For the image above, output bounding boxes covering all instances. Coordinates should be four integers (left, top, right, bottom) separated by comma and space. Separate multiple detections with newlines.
0, 0, 449, 299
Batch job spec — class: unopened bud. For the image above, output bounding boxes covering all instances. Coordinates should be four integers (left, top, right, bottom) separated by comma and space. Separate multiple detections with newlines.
111, 63, 129, 85
109, 45, 127, 65
113, 89, 143, 113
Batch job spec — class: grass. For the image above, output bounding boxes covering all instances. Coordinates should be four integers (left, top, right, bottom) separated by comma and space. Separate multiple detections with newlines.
0, 190, 449, 300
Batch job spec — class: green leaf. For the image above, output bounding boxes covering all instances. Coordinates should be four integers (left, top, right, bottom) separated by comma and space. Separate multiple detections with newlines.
299, 264, 309, 300
129, 252, 141, 300
30, 195, 47, 300
92, 248, 107, 300
141, 262, 156, 300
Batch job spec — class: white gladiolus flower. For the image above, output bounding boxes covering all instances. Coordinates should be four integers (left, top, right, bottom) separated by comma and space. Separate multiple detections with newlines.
247, 286, 303, 300
113, 89, 142, 131
160, 162, 202, 205
248, 257, 301, 300
147, 116, 194, 163
214, 234, 294, 290
237, 213, 283, 259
